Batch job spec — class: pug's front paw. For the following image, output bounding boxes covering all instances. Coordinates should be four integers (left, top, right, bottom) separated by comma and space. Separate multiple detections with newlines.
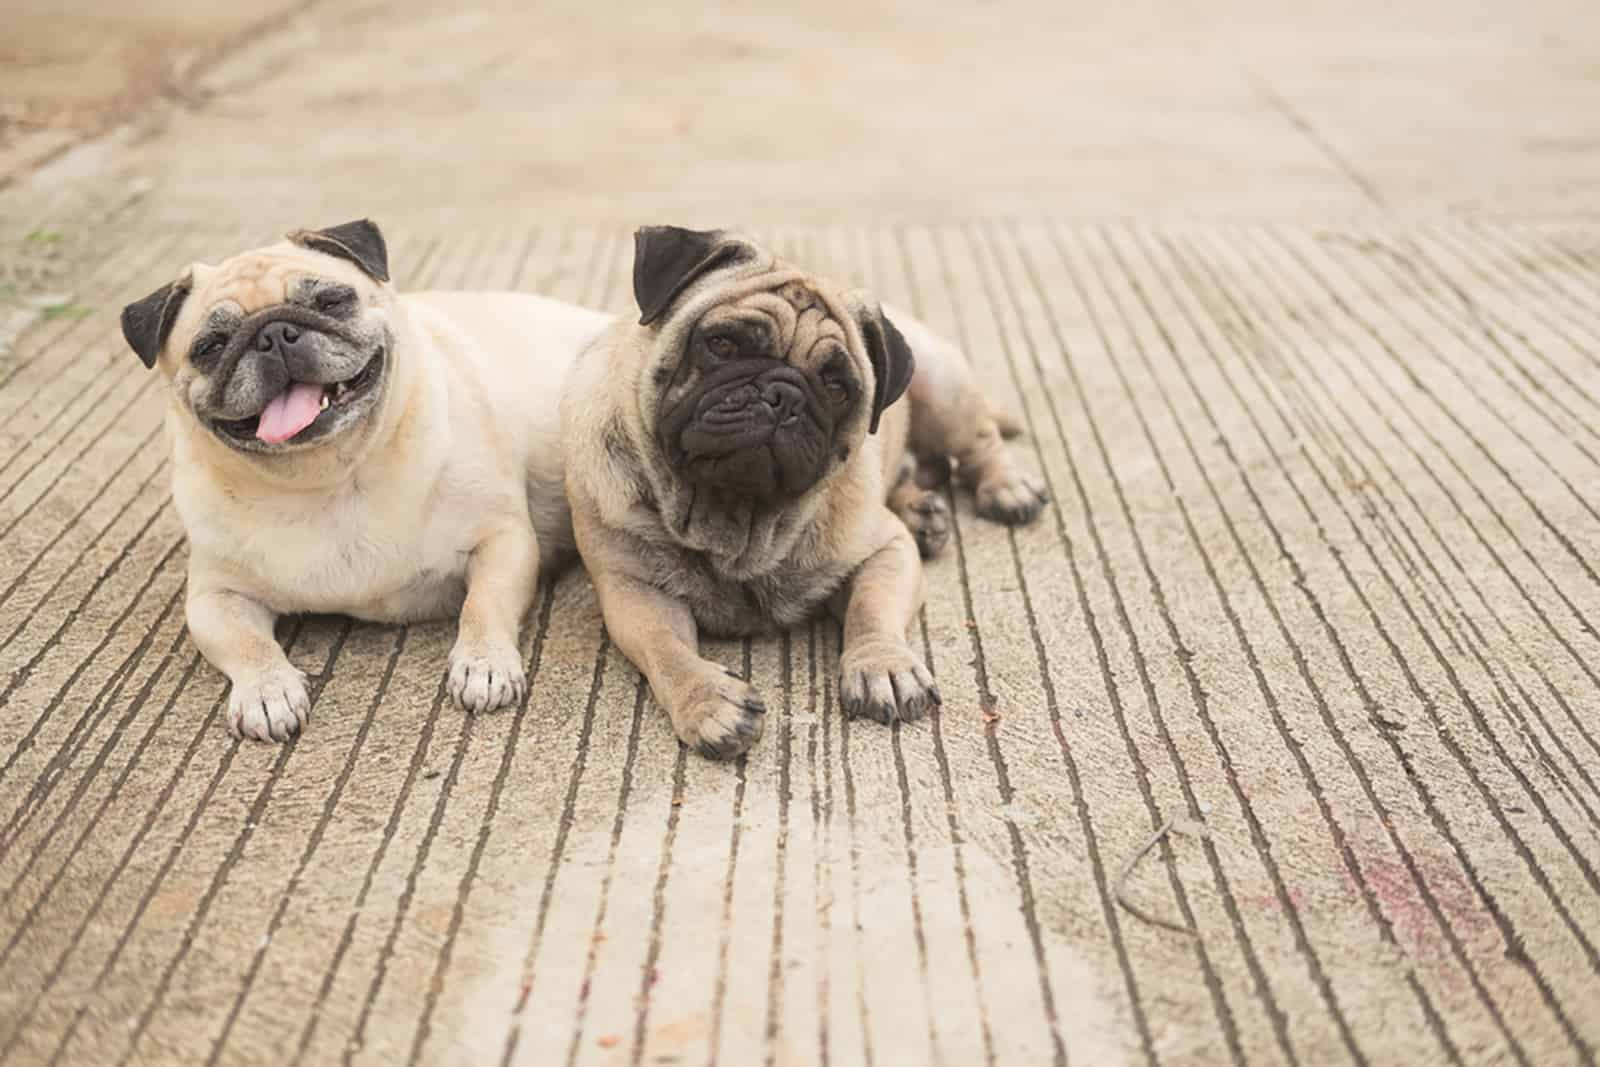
448, 639, 526, 713
228, 665, 311, 742
839, 638, 940, 724
670, 669, 767, 760
976, 472, 1048, 526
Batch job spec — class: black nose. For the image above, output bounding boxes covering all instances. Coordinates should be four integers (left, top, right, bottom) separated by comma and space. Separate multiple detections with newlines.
253, 320, 306, 356
761, 380, 806, 422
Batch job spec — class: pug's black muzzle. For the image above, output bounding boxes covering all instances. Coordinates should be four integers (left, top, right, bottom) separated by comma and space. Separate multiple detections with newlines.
658, 359, 836, 499
204, 303, 378, 422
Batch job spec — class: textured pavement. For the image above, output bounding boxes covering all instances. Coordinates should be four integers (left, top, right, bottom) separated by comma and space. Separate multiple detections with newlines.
4, 2, 1600, 1066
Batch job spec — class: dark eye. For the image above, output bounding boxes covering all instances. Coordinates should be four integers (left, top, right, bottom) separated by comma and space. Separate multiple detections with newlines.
194, 334, 227, 359
706, 336, 737, 359
316, 286, 356, 313
824, 379, 850, 406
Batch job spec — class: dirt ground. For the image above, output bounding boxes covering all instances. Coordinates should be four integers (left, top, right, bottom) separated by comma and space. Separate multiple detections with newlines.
3, 1, 1600, 1064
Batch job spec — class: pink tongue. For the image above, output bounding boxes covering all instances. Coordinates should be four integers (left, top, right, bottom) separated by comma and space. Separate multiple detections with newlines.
255, 382, 326, 444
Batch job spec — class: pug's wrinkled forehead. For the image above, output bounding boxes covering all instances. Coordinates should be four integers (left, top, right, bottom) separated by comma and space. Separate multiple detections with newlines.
122, 219, 390, 370
194, 244, 366, 312
693, 279, 851, 371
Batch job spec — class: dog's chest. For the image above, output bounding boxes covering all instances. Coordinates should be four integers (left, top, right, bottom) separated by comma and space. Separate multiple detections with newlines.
196, 490, 474, 622
657, 549, 851, 637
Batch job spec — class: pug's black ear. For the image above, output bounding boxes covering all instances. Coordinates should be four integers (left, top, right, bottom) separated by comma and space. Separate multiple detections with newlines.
857, 307, 916, 435
120, 279, 191, 370
288, 219, 390, 283
633, 225, 755, 327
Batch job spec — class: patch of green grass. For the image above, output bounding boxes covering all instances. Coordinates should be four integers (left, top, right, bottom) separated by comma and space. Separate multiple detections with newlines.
24, 229, 64, 244
0, 283, 16, 300
39, 302, 92, 321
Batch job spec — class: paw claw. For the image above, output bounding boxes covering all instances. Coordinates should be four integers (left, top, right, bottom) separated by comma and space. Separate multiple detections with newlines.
859, 700, 894, 725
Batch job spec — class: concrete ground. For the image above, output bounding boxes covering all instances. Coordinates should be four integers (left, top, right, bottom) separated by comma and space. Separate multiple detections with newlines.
3, 1, 1600, 1064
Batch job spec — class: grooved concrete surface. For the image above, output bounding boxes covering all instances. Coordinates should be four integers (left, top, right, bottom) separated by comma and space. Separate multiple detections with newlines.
4, 3, 1600, 1066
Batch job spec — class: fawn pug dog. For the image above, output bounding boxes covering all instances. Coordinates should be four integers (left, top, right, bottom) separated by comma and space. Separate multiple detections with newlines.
562, 226, 1046, 759
121, 220, 610, 741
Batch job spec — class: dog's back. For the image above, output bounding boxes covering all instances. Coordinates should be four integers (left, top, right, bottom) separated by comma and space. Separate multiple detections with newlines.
406, 291, 612, 564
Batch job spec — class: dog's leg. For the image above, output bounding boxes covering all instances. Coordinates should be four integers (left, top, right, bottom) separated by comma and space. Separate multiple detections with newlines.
449, 523, 538, 713
951, 416, 1048, 525
831, 518, 941, 724
187, 587, 309, 742
887, 457, 951, 559
890, 307, 1048, 526
921, 384, 1047, 525
593, 570, 766, 760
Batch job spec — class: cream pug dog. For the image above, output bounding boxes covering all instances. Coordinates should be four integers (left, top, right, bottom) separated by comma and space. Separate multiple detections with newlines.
563, 226, 1046, 759
120, 220, 610, 742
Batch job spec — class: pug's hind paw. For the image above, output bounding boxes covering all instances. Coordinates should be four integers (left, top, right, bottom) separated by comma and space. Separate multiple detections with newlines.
839, 639, 940, 725
976, 472, 1048, 526
448, 640, 526, 713
228, 665, 311, 742
894, 490, 951, 559
675, 671, 767, 760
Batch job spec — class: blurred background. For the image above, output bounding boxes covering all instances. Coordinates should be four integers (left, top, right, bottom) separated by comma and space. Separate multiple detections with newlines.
5, 0, 1599, 232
